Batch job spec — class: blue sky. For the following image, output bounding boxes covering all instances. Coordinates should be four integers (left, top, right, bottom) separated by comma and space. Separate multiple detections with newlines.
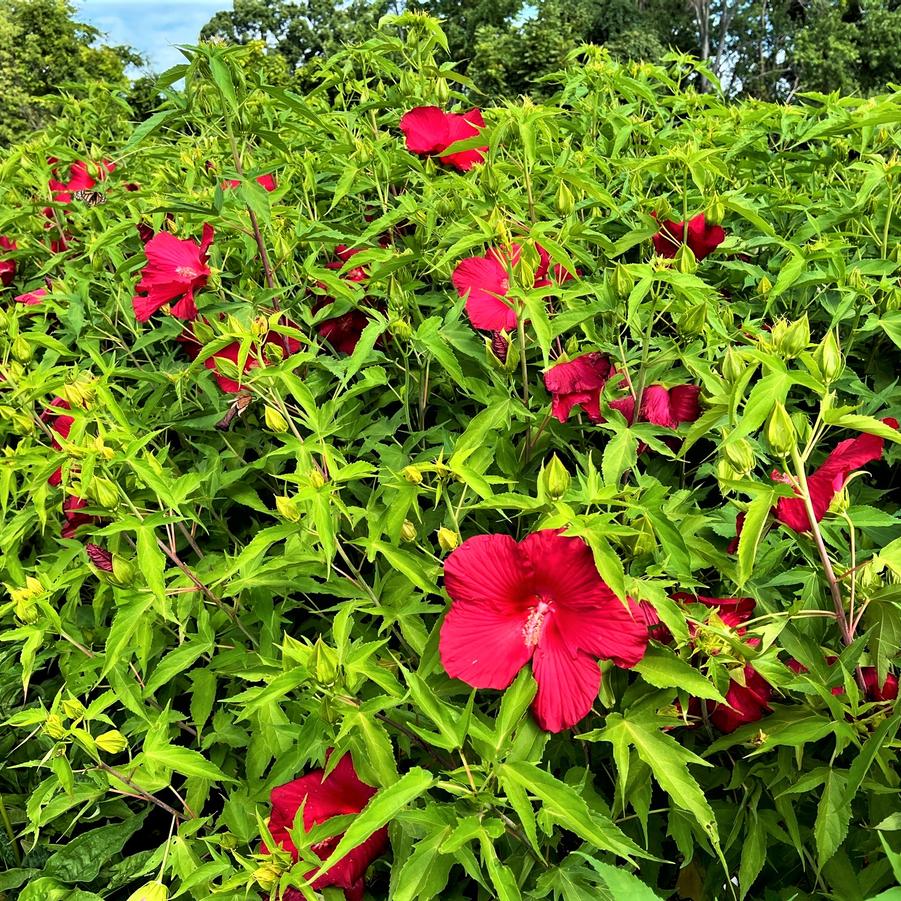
76, 0, 227, 72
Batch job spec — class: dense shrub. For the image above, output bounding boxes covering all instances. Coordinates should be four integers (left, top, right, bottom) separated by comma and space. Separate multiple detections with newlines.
0, 14, 899, 900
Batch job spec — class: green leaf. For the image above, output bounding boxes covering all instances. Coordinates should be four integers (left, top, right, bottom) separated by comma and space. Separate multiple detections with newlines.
143, 744, 235, 783
44, 814, 146, 882
498, 761, 649, 861
815, 770, 851, 868
633, 645, 726, 702
479, 829, 523, 901
311, 768, 435, 881
602, 430, 638, 487
575, 853, 659, 899
135, 525, 166, 602
739, 813, 767, 898
493, 668, 537, 756
737, 490, 775, 587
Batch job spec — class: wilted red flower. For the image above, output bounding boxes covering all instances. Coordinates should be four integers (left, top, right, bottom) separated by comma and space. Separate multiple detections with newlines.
772, 419, 898, 532
85, 543, 114, 572
61, 495, 93, 539
224, 174, 276, 192
452, 243, 575, 332
43, 398, 73, 487
314, 246, 374, 354
708, 666, 771, 733
15, 287, 47, 306
439, 529, 648, 733
399, 106, 487, 171
544, 353, 613, 423
262, 754, 388, 901
608, 384, 702, 430
652, 213, 725, 261
0, 236, 17, 287
133, 224, 214, 322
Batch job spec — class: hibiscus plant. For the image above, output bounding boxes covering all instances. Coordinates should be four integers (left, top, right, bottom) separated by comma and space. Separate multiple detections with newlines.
0, 14, 899, 901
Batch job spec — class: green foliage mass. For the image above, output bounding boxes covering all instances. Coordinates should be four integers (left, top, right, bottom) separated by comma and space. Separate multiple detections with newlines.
0, 13, 900, 901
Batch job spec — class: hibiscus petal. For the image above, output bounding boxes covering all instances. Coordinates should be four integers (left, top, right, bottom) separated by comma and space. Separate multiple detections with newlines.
451, 256, 517, 331
558, 598, 649, 669
543, 353, 611, 395
668, 384, 701, 423
640, 384, 677, 428
399, 106, 450, 155
532, 618, 602, 732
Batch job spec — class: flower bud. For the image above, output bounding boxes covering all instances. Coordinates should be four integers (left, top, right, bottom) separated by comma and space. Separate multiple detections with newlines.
400, 520, 417, 543
780, 315, 810, 357
722, 347, 745, 383
435, 77, 450, 105
814, 330, 843, 382
437, 527, 459, 553
613, 263, 634, 299
313, 638, 338, 683
707, 196, 725, 225
487, 330, 509, 365
12, 336, 31, 362
402, 465, 423, 485
264, 406, 289, 433
766, 402, 796, 457
125, 882, 169, 901
91, 477, 119, 509
479, 164, 499, 194
847, 267, 865, 291
62, 698, 86, 720
829, 487, 850, 515
677, 302, 707, 337
389, 318, 413, 340
59, 373, 96, 408
790, 411, 811, 445
715, 458, 739, 490
541, 454, 571, 499
724, 437, 755, 474
275, 495, 301, 522
555, 181, 575, 216
309, 469, 326, 489
111, 555, 136, 586
675, 244, 697, 274
757, 276, 773, 295
44, 714, 68, 740
252, 863, 282, 892
192, 320, 214, 345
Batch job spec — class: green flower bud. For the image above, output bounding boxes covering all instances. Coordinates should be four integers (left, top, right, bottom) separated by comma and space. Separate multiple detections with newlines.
309, 469, 326, 489
675, 243, 697, 274
91, 477, 119, 509
44, 714, 68, 740
402, 465, 423, 485
435, 78, 450, 105
722, 347, 745, 383
111, 555, 136, 586
707, 196, 725, 225
677, 302, 707, 337
613, 263, 634, 299
815, 330, 843, 383
389, 318, 413, 340
12, 336, 31, 362
62, 698, 86, 720
95, 729, 128, 754
313, 638, 338, 684
767, 402, 796, 457
555, 181, 575, 216
780, 314, 810, 357
757, 275, 773, 295
437, 527, 459, 553
275, 495, 301, 522
847, 267, 866, 291
253, 863, 282, 892
400, 520, 417, 542
192, 320, 214, 345
715, 457, 740, 490
541, 454, 571, 499
264, 405, 289, 433
125, 882, 169, 901
724, 437, 755, 474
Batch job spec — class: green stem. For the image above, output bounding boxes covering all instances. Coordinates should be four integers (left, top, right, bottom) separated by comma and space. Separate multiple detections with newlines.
0, 794, 21, 865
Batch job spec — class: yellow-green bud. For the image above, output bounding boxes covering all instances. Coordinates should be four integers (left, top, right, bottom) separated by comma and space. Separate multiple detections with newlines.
757, 276, 773, 295
707, 196, 725, 225
435, 77, 450, 105
252, 863, 282, 892
829, 487, 850, 515
309, 469, 326, 489
400, 520, 417, 543
59, 373, 96, 408
62, 698, 86, 720
847, 267, 866, 291
111, 555, 136, 586
402, 465, 423, 485
767, 402, 796, 457
613, 263, 634, 299
264, 406, 289, 433
437, 527, 459, 553
674, 244, 697, 274
541, 454, 571, 499
95, 729, 128, 754
45, 714, 68, 740
192, 320, 214, 344
815, 331, 843, 382
125, 882, 169, 901
91, 477, 119, 509
722, 347, 745, 383
313, 638, 338, 683
389, 318, 413, 340
724, 438, 755, 474
275, 495, 301, 522
715, 458, 740, 490
12, 336, 31, 362
678, 302, 707, 337
555, 181, 575, 217
780, 315, 810, 357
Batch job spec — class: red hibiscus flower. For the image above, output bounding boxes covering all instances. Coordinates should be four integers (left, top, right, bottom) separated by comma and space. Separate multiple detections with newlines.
262, 754, 388, 901
708, 666, 771, 733
608, 384, 702, 430
61, 495, 94, 539
314, 246, 374, 353
15, 288, 47, 306
652, 213, 725, 261
224, 174, 276, 191
133, 224, 214, 322
772, 419, 898, 532
544, 353, 613, 423
452, 243, 575, 331
439, 529, 648, 733
0, 236, 17, 287
534, 244, 578, 288
399, 106, 487, 171
42, 398, 73, 487
48, 159, 115, 205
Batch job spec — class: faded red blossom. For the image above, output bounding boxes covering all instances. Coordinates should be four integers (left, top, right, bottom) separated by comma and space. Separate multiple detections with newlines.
772, 419, 898, 532
607, 384, 702, 430
43, 398, 73, 487
452, 243, 575, 331
399, 106, 487, 171
262, 754, 388, 901
133, 224, 214, 322
440, 529, 648, 733
708, 666, 771, 733
544, 353, 613, 423
224, 174, 276, 191
726, 511, 746, 555
490, 331, 509, 363
652, 213, 725, 261
61, 495, 93, 539
314, 247, 374, 353
0, 236, 17, 287
15, 287, 47, 306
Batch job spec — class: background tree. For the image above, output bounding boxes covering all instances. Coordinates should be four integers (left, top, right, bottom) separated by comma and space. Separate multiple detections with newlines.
0, 0, 141, 147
